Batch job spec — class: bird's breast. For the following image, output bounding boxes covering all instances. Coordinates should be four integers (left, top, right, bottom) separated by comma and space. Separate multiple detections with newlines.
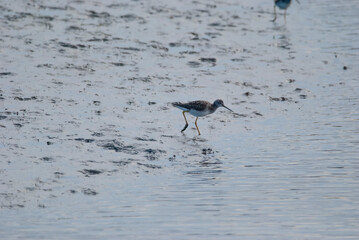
276, 0, 291, 9
189, 109, 212, 117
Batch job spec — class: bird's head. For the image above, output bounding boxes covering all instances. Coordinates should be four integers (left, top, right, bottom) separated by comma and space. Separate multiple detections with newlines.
213, 99, 233, 112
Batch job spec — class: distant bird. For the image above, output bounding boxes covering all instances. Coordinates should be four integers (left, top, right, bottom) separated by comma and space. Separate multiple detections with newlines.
172, 99, 233, 135
271, 0, 300, 23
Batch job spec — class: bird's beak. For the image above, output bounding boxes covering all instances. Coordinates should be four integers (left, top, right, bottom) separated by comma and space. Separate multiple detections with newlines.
222, 105, 233, 112
296, 0, 300, 4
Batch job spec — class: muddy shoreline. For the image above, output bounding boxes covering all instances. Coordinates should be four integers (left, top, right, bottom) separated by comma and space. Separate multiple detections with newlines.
1, 0, 359, 239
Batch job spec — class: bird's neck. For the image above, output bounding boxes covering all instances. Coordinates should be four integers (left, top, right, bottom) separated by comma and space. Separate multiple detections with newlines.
210, 104, 219, 113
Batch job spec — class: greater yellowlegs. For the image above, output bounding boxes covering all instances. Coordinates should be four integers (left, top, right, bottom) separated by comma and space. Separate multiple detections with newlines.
271, 0, 300, 23
172, 99, 233, 135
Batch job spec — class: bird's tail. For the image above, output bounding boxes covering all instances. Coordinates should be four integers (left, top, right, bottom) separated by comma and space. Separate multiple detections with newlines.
172, 102, 182, 107
172, 102, 188, 111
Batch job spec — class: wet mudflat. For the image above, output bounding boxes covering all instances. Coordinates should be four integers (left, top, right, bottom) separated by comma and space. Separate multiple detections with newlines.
1, 0, 359, 239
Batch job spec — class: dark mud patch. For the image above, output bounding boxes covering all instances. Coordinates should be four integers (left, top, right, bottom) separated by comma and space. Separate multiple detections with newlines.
147, 42, 169, 52
25, 186, 37, 192
202, 148, 214, 155
4, 12, 33, 21
137, 162, 162, 169
169, 42, 182, 47
74, 138, 95, 143
199, 157, 223, 166
36, 63, 53, 68
79, 169, 103, 176
135, 137, 157, 142
0, 193, 23, 209
187, 61, 201, 68
38, 5, 70, 11
128, 76, 151, 82
199, 57, 216, 66
243, 91, 254, 97
200, 57, 216, 63
40, 157, 54, 162
92, 100, 101, 106
65, 26, 85, 31
0, 72, 15, 77
2, 204, 25, 209
120, 14, 146, 23
186, 168, 223, 176
269, 96, 293, 102
244, 165, 262, 168
241, 82, 261, 90
68, 189, 77, 194
58, 41, 87, 49
86, 10, 111, 18
111, 160, 132, 166
204, 32, 222, 38
111, 62, 125, 67
208, 21, 231, 28
64, 63, 95, 72
180, 50, 199, 55
253, 111, 263, 117
14, 96, 37, 101
13, 123, 23, 128
120, 47, 144, 52
54, 172, 64, 178
81, 188, 98, 196
91, 132, 104, 137
161, 135, 175, 138
231, 58, 246, 62
233, 113, 249, 118
99, 140, 140, 155
144, 148, 166, 161
87, 37, 111, 42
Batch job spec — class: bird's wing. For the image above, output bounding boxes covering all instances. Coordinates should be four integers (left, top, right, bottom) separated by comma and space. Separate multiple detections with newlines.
188, 101, 208, 111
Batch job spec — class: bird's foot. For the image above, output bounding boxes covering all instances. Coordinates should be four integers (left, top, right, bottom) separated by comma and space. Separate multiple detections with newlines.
181, 123, 188, 132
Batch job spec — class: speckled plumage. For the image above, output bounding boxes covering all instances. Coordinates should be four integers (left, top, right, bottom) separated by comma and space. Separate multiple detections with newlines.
172, 100, 215, 117
172, 99, 233, 135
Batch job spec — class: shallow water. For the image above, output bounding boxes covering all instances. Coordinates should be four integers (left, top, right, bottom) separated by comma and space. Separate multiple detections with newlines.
1, 0, 358, 239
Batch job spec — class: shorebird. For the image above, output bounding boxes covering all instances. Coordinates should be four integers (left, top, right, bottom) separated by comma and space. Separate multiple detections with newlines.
271, 0, 300, 23
172, 99, 233, 135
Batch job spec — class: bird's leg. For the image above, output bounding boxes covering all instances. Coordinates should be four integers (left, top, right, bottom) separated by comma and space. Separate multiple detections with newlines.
271, 5, 277, 22
284, 9, 287, 24
195, 117, 201, 135
181, 111, 189, 132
